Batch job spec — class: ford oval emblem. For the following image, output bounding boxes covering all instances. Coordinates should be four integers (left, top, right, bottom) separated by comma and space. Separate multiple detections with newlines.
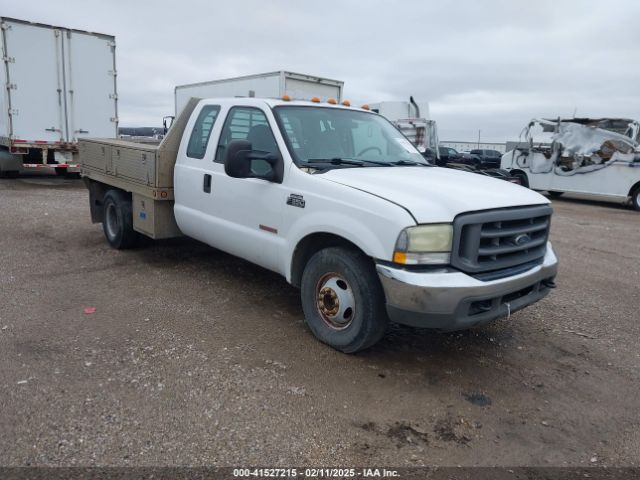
513, 234, 531, 246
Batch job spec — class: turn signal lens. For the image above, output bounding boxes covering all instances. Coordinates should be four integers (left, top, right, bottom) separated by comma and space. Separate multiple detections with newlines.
392, 251, 407, 264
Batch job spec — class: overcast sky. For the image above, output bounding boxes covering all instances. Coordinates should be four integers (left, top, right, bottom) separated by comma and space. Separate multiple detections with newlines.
4, 0, 639, 142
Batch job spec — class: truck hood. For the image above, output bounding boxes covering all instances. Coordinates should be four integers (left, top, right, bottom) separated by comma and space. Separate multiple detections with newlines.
320, 166, 549, 223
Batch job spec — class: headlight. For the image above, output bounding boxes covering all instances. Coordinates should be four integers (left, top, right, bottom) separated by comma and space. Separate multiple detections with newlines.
393, 224, 453, 265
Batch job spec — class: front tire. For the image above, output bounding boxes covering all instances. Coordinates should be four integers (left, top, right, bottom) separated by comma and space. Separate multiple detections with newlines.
102, 190, 138, 249
300, 247, 388, 353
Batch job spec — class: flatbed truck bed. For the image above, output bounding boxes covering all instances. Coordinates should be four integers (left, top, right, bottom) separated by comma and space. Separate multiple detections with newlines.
79, 98, 199, 239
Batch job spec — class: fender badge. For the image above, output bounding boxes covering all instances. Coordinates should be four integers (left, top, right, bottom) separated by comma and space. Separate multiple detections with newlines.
286, 193, 305, 208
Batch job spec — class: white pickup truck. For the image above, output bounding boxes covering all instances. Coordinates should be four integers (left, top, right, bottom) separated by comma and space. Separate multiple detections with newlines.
80, 97, 558, 352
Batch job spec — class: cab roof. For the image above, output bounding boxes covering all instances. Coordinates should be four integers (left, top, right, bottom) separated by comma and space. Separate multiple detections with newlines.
196, 97, 372, 112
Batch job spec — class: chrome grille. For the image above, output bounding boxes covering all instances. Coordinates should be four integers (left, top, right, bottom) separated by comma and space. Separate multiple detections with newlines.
451, 205, 552, 274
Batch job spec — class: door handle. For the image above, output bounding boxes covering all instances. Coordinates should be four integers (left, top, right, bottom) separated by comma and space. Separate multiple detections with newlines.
203, 174, 212, 193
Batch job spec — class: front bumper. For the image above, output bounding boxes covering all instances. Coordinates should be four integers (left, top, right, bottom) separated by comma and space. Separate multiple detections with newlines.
376, 243, 558, 330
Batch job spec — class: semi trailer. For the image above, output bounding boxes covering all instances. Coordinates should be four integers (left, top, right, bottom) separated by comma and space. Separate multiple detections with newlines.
0, 17, 117, 177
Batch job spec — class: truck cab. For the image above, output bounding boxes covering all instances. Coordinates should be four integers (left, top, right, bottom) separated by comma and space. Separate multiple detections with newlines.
81, 98, 559, 352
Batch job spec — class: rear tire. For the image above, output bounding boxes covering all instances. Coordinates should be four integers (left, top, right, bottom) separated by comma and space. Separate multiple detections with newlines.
631, 187, 640, 212
102, 190, 138, 249
300, 247, 388, 353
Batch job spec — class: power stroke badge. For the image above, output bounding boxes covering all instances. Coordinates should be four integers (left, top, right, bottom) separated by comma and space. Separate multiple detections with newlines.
286, 193, 305, 208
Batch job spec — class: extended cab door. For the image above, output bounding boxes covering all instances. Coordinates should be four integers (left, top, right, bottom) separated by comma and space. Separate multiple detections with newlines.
173, 102, 223, 242
174, 102, 288, 274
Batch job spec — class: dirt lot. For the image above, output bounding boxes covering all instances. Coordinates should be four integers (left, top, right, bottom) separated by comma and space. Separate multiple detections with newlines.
0, 176, 639, 467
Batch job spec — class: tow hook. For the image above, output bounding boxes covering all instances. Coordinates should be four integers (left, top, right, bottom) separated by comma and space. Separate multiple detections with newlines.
542, 278, 557, 289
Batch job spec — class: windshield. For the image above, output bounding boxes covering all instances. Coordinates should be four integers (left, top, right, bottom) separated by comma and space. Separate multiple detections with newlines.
273, 106, 428, 167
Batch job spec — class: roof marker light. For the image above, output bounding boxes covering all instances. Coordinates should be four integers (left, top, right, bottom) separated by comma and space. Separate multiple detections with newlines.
341, 100, 351, 107
281, 95, 291, 101
327, 98, 337, 105
311, 97, 321, 103
361, 104, 370, 110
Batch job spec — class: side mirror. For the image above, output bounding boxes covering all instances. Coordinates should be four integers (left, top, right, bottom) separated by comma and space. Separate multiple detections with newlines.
224, 139, 283, 183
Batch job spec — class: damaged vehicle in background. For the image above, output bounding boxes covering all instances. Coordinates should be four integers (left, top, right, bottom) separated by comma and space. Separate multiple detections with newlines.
501, 118, 640, 210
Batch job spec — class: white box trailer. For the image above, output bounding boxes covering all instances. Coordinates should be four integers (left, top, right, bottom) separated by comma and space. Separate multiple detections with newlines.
174, 71, 343, 116
0, 17, 118, 176
369, 98, 439, 155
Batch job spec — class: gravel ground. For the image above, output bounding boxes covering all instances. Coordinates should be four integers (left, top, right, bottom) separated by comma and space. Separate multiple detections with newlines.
0, 176, 639, 467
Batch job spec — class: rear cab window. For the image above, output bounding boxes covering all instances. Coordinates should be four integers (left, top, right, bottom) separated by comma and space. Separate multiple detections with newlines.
186, 105, 221, 159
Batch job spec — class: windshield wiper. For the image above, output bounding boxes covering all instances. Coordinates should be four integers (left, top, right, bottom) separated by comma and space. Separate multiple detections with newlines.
304, 157, 398, 167
301, 157, 429, 168
390, 160, 431, 167
303, 157, 365, 166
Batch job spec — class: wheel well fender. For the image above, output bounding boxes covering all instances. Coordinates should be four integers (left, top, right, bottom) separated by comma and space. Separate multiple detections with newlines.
511, 169, 529, 187
290, 233, 368, 288
629, 180, 640, 197
85, 179, 130, 223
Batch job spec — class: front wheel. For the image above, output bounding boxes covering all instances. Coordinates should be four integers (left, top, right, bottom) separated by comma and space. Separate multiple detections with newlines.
102, 190, 139, 249
300, 247, 388, 353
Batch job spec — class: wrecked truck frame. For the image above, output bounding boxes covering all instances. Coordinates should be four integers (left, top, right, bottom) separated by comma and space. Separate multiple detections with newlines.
501, 117, 640, 210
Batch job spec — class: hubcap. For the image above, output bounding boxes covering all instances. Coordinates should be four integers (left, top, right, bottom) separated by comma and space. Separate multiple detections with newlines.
105, 203, 119, 239
315, 273, 355, 330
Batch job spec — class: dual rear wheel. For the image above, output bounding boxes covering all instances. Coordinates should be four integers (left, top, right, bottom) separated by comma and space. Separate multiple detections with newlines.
632, 187, 640, 212
102, 190, 139, 249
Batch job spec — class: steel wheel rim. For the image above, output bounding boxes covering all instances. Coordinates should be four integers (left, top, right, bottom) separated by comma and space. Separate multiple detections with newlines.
105, 203, 119, 239
315, 272, 356, 330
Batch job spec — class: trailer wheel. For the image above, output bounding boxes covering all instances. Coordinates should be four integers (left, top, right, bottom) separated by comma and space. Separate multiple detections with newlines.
631, 187, 640, 212
102, 190, 138, 249
300, 246, 388, 353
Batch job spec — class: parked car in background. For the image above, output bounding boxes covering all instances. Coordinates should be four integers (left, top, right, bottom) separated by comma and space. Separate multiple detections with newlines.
437, 146, 460, 165
458, 151, 482, 166
422, 147, 436, 163
469, 149, 503, 168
